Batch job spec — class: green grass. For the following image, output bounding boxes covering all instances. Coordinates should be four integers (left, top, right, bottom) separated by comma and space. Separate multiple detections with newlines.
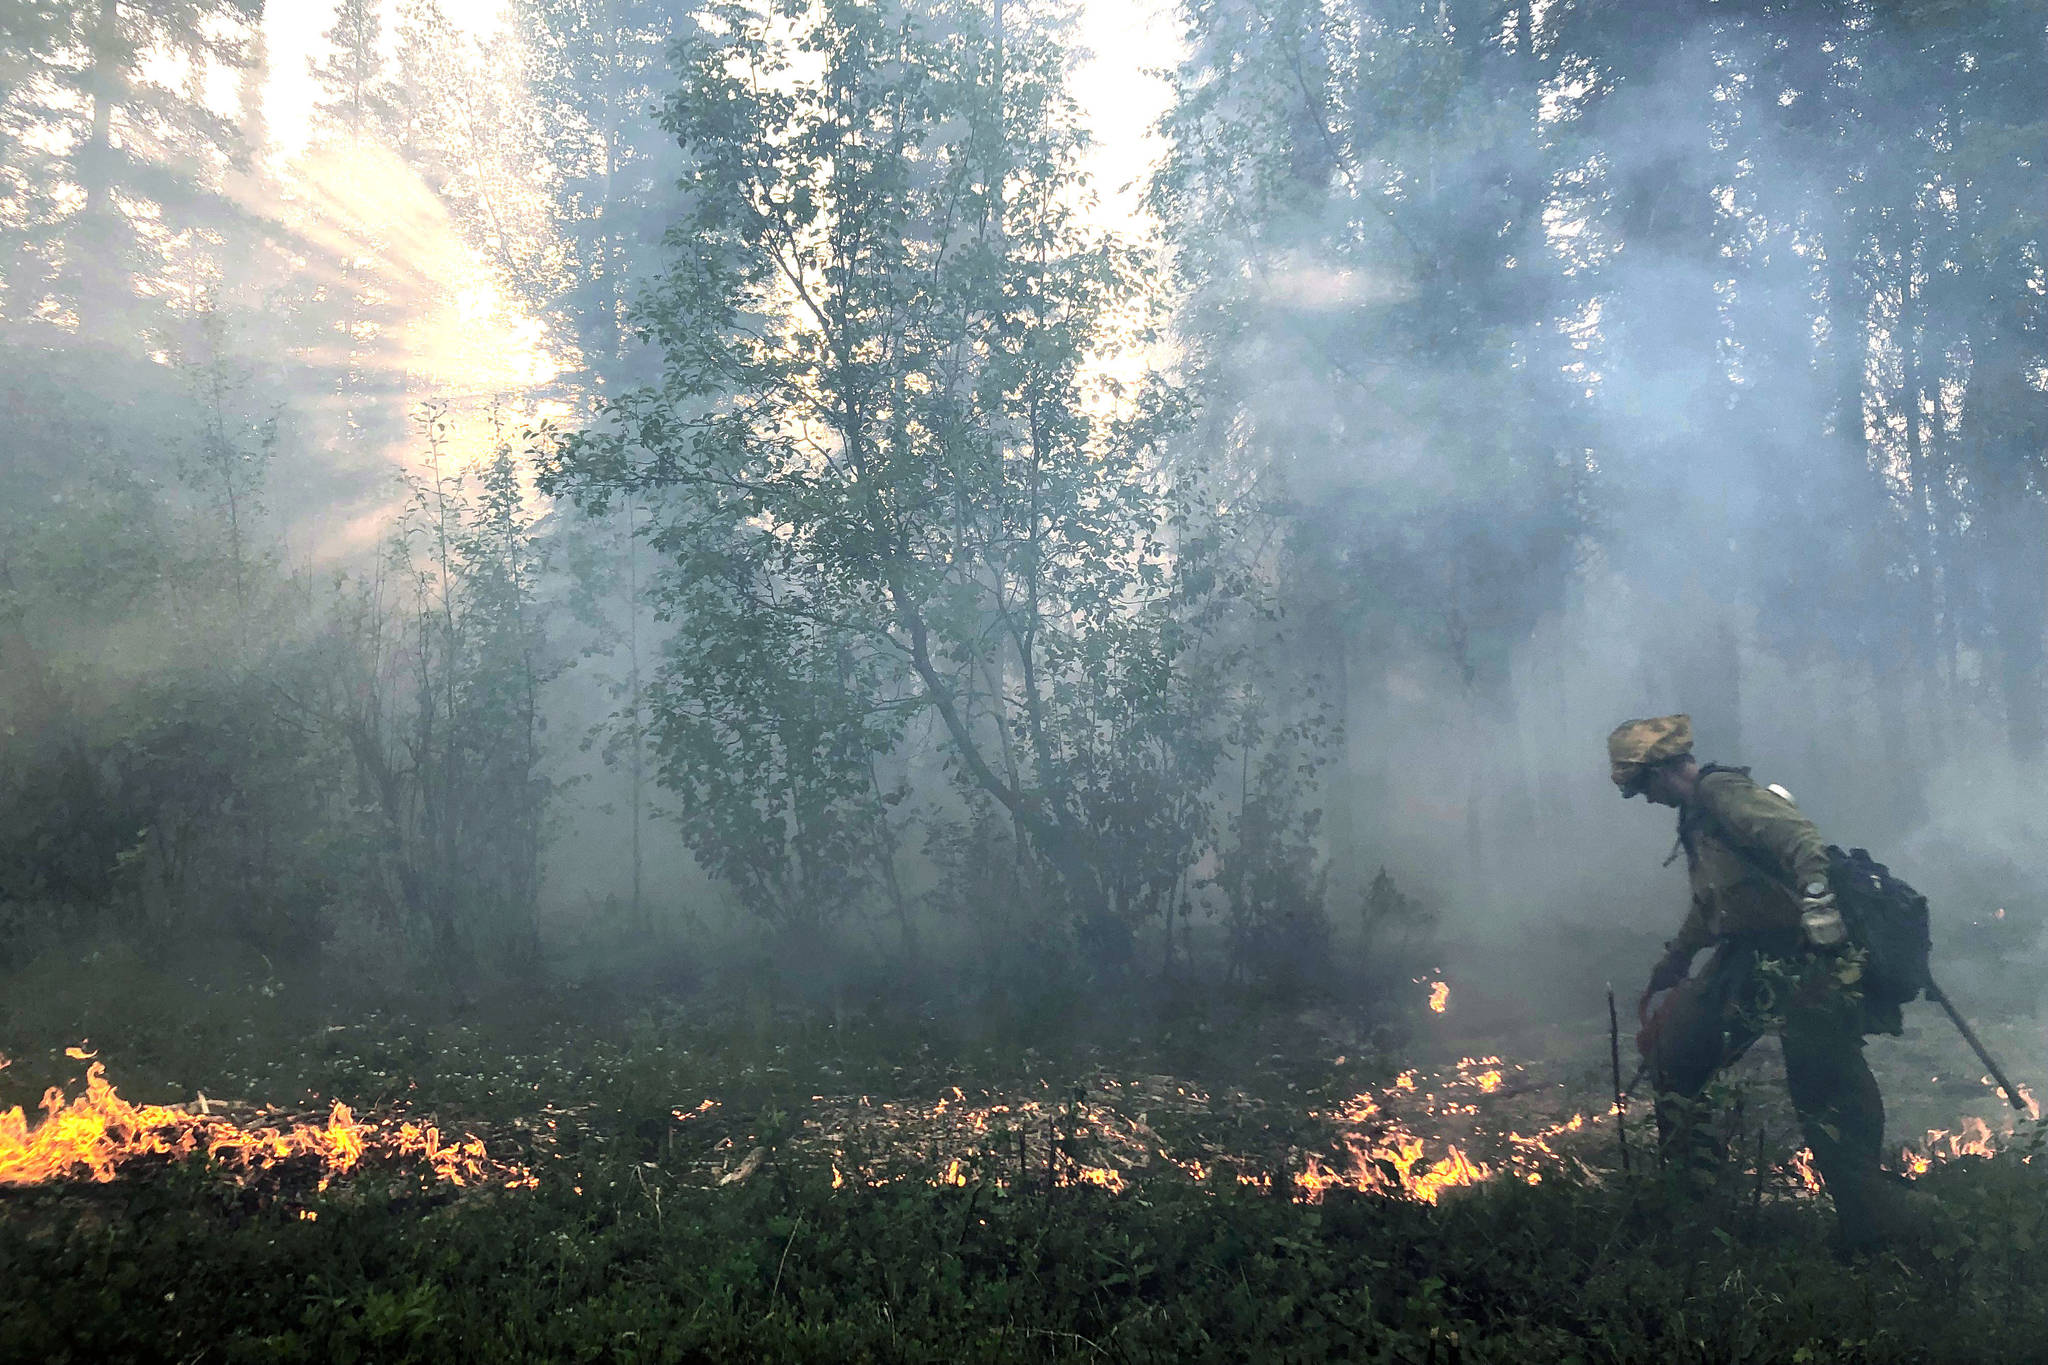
7, 1149, 2048, 1363
5, 951, 2048, 1363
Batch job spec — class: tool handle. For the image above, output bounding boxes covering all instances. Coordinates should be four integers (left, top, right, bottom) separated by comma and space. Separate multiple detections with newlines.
1927, 978, 2032, 1114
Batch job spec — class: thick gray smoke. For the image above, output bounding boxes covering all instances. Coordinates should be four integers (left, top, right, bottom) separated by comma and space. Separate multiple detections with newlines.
1156, 3, 2047, 1022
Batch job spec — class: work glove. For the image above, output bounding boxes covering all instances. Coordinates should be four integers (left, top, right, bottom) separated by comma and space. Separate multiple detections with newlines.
1798, 878, 1847, 950
1646, 952, 1689, 996
1637, 979, 1677, 1060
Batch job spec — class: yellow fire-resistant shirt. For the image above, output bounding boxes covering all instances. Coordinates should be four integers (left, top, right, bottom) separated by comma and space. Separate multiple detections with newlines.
1667, 766, 1832, 961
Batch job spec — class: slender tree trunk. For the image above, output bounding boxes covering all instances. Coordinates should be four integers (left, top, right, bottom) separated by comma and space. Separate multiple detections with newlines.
624, 494, 646, 933
1322, 610, 1356, 898
77, 0, 123, 338
1926, 369, 1965, 688
236, 24, 268, 169
1898, 266, 1951, 744
1961, 327, 2048, 759
600, 0, 629, 381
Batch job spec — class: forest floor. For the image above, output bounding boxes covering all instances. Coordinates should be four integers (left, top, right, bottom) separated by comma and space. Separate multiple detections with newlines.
3, 940, 2046, 1364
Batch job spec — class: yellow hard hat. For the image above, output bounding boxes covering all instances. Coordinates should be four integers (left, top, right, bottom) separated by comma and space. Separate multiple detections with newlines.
1607, 714, 1693, 792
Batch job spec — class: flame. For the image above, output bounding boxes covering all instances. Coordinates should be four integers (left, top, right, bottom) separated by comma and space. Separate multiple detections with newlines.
1903, 1115, 2003, 1173
725, 1036, 2043, 1208
1311, 1058, 1577, 1197
1292, 1055, 1611, 1204
1428, 981, 1450, 1014
1303, 1132, 1492, 1205
0, 1061, 534, 1192
803, 1050, 2038, 1207
1781, 1112, 2013, 1197
1787, 1148, 1825, 1194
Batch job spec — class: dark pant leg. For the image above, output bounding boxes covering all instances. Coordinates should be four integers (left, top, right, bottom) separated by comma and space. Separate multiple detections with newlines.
1650, 984, 1747, 1095
1780, 1010, 1888, 1237
1648, 955, 1761, 1170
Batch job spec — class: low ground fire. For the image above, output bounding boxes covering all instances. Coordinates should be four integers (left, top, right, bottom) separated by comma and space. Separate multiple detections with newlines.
712, 1050, 2036, 1205
1, 1054, 534, 1193
5, 1041, 2032, 1209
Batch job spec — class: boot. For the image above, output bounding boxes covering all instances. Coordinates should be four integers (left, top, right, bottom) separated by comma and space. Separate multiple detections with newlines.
1829, 1170, 1944, 1254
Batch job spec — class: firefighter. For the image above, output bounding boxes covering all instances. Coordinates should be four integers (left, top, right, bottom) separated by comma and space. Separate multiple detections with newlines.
1610, 714, 1912, 1249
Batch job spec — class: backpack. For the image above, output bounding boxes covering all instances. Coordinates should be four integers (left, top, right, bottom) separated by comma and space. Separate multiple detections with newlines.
1825, 845, 1933, 1008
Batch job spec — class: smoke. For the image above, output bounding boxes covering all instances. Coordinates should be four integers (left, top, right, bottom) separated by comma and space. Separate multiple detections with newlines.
1164, 3, 2048, 1023
260, 142, 562, 397
206, 139, 567, 559
6, 0, 2039, 1017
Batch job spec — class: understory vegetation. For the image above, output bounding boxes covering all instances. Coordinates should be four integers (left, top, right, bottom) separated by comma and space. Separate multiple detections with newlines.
15, 1159, 2048, 1364
4, 965, 2047, 1365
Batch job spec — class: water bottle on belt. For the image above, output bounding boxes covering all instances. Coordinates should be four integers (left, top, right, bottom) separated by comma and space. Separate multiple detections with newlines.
1799, 878, 1847, 949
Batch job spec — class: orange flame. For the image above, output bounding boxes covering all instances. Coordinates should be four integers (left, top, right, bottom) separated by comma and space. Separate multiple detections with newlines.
1428, 981, 1450, 1014
769, 1044, 2041, 1208
1786, 1147, 1825, 1194
1290, 1055, 1582, 1203
1788, 1114, 2011, 1195
1297, 1132, 1491, 1204
0, 1061, 534, 1192
1903, 1115, 2003, 1173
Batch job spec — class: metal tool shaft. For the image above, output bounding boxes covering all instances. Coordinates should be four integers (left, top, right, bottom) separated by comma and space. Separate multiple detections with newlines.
1607, 985, 1630, 1172
1927, 977, 2031, 1114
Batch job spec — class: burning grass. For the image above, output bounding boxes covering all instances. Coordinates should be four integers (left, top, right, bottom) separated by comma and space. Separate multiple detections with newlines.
0, 1055, 534, 1195
717, 1035, 2045, 1211
782, 1050, 2033, 1207
778, 1054, 1638, 1204
9, 1040, 2032, 1215
6, 983, 2048, 1365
